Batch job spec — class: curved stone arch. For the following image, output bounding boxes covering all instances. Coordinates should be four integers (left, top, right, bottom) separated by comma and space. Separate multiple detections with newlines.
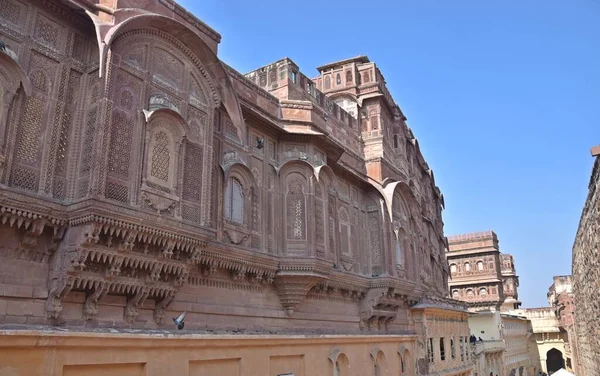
144, 109, 187, 143
370, 346, 389, 375
380, 180, 420, 224
82, 11, 246, 143
0, 49, 32, 97
111, 28, 218, 109
278, 159, 317, 182
315, 164, 337, 191
222, 161, 258, 190
328, 348, 351, 376
397, 345, 412, 375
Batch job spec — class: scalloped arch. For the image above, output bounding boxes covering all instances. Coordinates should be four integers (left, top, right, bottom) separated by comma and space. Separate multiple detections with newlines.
77, 9, 246, 143
0, 50, 32, 96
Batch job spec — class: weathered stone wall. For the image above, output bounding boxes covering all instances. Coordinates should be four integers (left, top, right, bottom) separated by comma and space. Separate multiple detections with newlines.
572, 155, 600, 376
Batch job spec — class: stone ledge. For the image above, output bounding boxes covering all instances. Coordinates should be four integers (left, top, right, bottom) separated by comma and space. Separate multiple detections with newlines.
0, 326, 418, 347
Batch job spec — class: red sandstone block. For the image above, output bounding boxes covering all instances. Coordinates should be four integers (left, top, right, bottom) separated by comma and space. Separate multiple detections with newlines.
96, 304, 124, 320
64, 291, 85, 303
4, 315, 27, 324
26, 317, 48, 325
175, 292, 197, 303
32, 286, 48, 299
0, 299, 7, 314
101, 295, 126, 306
61, 302, 83, 320
6, 300, 45, 316
0, 284, 33, 298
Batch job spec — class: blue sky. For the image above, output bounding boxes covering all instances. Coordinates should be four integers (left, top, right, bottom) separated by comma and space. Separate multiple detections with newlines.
179, 0, 599, 307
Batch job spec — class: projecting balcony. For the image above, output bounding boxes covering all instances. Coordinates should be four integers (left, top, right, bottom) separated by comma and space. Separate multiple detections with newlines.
473, 340, 506, 355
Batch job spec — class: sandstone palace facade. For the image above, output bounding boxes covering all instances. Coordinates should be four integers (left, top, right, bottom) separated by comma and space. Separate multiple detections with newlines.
0, 1, 474, 375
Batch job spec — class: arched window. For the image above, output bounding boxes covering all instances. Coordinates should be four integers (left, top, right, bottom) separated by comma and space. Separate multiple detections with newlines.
336, 73, 341, 85
286, 178, 306, 240
452, 290, 460, 298
479, 287, 488, 296
477, 260, 484, 271
345, 70, 352, 84
450, 337, 456, 359
324, 75, 331, 90
338, 207, 351, 256
149, 131, 171, 183
369, 110, 378, 130
464, 262, 471, 272
467, 289, 474, 297
224, 177, 244, 224
363, 71, 370, 83
450, 264, 457, 274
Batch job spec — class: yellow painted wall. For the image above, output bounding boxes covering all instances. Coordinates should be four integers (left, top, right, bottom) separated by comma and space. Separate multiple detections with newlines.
0, 330, 418, 376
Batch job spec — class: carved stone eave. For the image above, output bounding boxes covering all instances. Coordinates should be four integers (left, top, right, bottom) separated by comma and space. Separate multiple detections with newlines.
0, 202, 67, 255
67, 198, 216, 239
274, 259, 332, 316
198, 245, 278, 283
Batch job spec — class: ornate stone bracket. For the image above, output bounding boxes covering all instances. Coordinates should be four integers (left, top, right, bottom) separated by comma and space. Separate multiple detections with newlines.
45, 216, 206, 323
223, 227, 250, 246
124, 287, 149, 323
83, 282, 109, 320
153, 291, 175, 325
274, 260, 331, 316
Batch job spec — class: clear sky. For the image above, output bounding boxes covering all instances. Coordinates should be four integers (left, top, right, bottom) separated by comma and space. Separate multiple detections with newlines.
179, 0, 599, 307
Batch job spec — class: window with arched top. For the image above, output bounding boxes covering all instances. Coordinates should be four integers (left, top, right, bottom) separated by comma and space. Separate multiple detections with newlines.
145, 125, 178, 192
324, 75, 331, 90
369, 110, 379, 130
333, 353, 350, 376
450, 264, 457, 274
477, 260, 484, 271
149, 131, 171, 183
286, 178, 306, 240
467, 289, 474, 297
338, 206, 352, 256
453, 290, 460, 298
464, 262, 471, 272
336, 73, 341, 85
345, 70, 352, 84
224, 177, 244, 224
363, 71, 370, 83
479, 288, 488, 296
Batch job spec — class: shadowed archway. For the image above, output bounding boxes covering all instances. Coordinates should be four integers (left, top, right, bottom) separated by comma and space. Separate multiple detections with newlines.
546, 348, 565, 373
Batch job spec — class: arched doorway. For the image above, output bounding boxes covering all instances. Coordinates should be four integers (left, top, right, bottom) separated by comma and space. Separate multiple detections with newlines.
546, 348, 565, 373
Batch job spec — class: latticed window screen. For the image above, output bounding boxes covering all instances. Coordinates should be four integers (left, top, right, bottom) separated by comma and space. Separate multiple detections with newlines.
150, 131, 170, 183
224, 177, 244, 224
286, 179, 305, 239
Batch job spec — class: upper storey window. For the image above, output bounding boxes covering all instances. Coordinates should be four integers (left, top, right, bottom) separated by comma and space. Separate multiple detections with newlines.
345, 70, 352, 84
477, 260, 484, 271
464, 262, 471, 272
450, 264, 457, 274
149, 131, 171, 184
146, 127, 176, 191
336, 73, 341, 85
324, 75, 331, 90
224, 177, 244, 224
